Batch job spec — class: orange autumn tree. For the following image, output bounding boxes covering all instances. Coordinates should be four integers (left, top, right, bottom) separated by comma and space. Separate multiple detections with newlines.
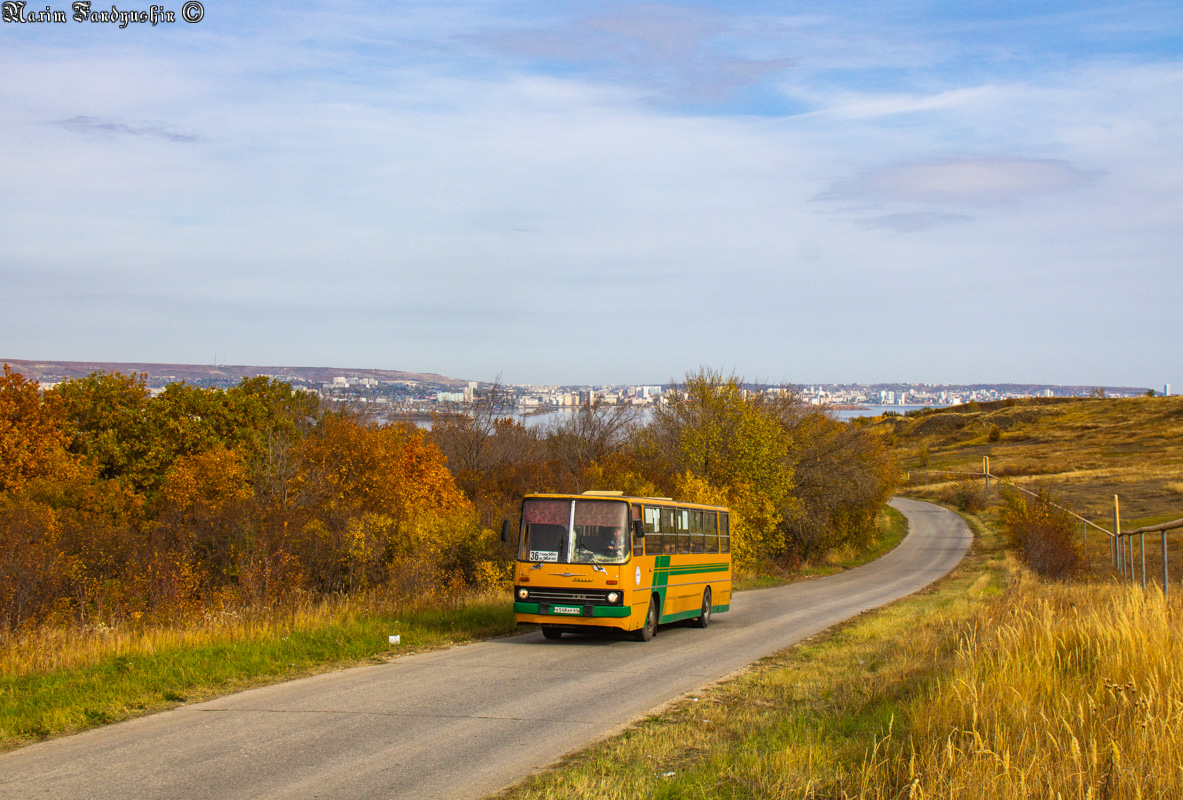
0, 365, 81, 495
294, 416, 495, 594
299, 416, 468, 519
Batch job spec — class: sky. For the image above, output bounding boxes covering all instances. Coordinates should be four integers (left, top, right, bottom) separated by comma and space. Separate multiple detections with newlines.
2, 1, 1181, 387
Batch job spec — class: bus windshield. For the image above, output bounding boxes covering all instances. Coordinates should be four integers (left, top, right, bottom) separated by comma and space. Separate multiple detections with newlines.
519, 499, 629, 564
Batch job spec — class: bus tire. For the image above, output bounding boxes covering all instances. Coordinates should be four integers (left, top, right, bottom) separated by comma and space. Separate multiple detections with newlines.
692, 587, 712, 629
633, 596, 658, 642
541, 626, 563, 640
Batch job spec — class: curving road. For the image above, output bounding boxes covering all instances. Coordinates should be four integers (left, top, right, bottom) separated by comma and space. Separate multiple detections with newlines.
0, 498, 970, 800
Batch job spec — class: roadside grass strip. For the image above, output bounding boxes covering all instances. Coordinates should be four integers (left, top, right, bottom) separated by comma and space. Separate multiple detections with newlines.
499, 510, 1183, 800
0, 596, 518, 750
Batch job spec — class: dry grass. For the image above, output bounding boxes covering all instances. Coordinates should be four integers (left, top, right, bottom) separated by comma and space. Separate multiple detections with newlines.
862, 574, 1183, 799
0, 589, 506, 678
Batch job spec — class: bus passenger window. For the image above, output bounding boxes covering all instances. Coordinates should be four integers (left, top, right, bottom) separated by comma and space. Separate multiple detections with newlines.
644, 506, 662, 556
689, 510, 704, 554
720, 511, 730, 554
661, 507, 676, 554
675, 508, 689, 554
704, 511, 718, 553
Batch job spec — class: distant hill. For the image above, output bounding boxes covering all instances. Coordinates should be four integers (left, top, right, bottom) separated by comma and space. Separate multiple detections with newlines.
873, 394, 1183, 527
0, 358, 467, 389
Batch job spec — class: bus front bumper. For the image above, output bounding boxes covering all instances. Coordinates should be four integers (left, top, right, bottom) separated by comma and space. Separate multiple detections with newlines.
514, 602, 632, 619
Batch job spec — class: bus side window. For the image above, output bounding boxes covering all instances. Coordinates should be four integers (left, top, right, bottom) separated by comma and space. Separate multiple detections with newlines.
689, 510, 704, 554
632, 504, 644, 557
661, 507, 676, 554
644, 506, 662, 556
720, 512, 730, 554
704, 511, 718, 553
676, 509, 690, 554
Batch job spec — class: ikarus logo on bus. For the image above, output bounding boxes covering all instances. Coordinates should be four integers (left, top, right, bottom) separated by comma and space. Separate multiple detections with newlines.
635, 566, 641, 586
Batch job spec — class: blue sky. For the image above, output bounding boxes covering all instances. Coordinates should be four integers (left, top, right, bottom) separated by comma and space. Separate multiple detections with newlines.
2, 1, 1180, 387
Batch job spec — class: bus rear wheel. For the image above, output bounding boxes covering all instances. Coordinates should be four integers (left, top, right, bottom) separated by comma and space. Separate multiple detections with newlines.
692, 587, 712, 629
633, 596, 658, 642
541, 626, 563, 640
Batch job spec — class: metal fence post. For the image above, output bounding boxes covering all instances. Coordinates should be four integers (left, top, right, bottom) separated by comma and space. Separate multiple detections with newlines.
1141, 531, 1146, 590
984, 456, 990, 492
1164, 531, 1170, 596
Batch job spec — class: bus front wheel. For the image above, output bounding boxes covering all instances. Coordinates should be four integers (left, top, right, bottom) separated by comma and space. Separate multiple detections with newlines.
692, 587, 712, 629
541, 626, 563, 640
633, 596, 658, 642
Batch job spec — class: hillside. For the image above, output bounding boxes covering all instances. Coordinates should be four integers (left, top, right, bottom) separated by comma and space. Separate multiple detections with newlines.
0, 358, 466, 389
864, 395, 1183, 528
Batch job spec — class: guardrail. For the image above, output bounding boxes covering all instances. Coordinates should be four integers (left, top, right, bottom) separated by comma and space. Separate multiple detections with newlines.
907, 458, 1181, 593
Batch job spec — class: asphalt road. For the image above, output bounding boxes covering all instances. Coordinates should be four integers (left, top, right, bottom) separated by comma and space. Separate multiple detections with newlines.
0, 498, 971, 800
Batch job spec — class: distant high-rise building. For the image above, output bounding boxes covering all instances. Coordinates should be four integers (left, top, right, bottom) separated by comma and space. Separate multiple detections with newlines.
1166, 384, 1172, 396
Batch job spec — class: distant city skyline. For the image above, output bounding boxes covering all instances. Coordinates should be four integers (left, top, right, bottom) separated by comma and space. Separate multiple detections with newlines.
4, 357, 1158, 400
2, 2, 1180, 389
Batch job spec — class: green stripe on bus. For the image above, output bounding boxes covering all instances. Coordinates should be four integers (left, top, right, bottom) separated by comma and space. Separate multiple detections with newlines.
653, 555, 670, 618
657, 598, 729, 624
659, 607, 705, 624
654, 565, 730, 575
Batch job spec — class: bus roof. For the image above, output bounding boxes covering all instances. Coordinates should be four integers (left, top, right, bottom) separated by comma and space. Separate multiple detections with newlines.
522, 492, 729, 512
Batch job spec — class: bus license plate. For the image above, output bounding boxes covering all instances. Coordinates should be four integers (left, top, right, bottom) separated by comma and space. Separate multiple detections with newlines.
551, 605, 582, 615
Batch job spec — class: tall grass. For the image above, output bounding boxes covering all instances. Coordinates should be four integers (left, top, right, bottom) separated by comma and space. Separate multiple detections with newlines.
865, 576, 1183, 799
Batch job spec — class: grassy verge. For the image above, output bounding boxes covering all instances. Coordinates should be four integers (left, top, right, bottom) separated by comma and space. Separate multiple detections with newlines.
734, 506, 909, 591
0, 594, 518, 751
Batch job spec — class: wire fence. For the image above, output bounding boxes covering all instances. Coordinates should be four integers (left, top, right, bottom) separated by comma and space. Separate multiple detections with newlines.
906, 459, 1183, 593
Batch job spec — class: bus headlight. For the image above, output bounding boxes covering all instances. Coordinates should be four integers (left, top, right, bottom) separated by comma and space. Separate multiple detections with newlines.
517, 588, 529, 601
607, 591, 620, 604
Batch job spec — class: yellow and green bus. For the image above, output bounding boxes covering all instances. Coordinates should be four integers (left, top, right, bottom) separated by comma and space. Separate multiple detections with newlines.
504, 491, 731, 641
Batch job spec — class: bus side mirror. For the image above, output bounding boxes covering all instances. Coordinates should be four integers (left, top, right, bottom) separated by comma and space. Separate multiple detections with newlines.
633, 520, 644, 540
501, 519, 512, 543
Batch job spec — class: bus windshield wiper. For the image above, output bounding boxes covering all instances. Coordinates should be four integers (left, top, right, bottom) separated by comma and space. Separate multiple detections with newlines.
575, 542, 602, 564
